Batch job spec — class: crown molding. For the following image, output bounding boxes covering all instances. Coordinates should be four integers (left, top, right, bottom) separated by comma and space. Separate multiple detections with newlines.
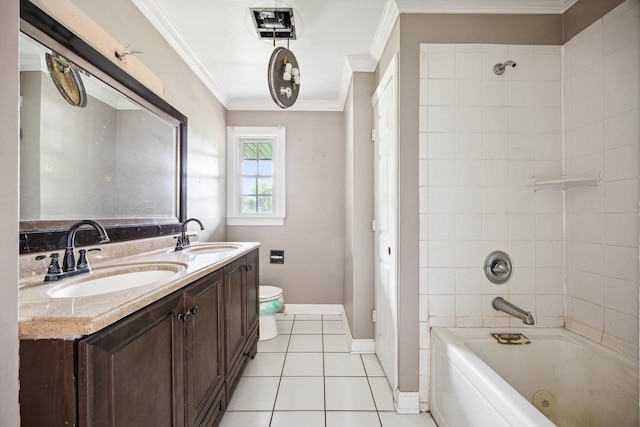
83, 76, 140, 110
227, 98, 344, 112
131, 0, 229, 107
19, 54, 46, 72
370, 0, 400, 63
347, 55, 377, 72
337, 55, 377, 111
395, 0, 579, 14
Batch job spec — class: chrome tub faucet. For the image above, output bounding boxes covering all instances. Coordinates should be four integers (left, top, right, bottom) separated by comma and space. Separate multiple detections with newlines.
492, 297, 535, 325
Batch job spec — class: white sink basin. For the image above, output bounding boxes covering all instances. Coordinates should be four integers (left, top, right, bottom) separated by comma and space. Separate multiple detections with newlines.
172, 243, 241, 255
47, 263, 185, 298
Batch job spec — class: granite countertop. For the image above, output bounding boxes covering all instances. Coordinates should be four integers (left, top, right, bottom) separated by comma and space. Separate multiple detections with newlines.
19, 241, 260, 339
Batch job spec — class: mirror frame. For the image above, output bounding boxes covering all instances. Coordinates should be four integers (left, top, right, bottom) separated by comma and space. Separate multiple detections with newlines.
19, 0, 187, 254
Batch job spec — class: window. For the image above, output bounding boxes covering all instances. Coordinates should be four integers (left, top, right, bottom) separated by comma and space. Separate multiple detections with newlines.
227, 126, 286, 225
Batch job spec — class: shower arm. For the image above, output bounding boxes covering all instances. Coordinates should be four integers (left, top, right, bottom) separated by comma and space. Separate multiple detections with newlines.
493, 60, 517, 75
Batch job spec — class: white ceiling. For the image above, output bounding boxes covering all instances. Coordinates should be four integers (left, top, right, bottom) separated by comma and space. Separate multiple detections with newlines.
131, 0, 578, 111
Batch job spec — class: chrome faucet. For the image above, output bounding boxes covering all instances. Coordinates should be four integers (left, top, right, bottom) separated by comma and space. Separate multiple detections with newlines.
175, 218, 204, 251
492, 297, 535, 325
42, 219, 110, 282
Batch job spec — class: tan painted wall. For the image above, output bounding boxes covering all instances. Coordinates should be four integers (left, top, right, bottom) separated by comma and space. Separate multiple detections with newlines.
563, 0, 625, 41
343, 72, 376, 339
227, 111, 346, 305
375, 20, 400, 89
1, 0, 20, 424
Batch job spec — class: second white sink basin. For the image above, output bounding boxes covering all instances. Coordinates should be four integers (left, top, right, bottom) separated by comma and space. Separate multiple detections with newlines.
171, 243, 242, 255
47, 263, 185, 298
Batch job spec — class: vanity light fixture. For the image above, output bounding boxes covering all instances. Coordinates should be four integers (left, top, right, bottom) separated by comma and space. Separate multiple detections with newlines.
267, 45, 300, 109
40, 0, 165, 96
45, 52, 87, 107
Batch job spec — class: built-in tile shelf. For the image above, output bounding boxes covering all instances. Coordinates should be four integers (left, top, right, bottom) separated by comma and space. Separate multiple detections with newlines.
530, 173, 601, 191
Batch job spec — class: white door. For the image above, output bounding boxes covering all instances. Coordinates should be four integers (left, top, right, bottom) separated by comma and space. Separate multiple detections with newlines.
372, 55, 398, 391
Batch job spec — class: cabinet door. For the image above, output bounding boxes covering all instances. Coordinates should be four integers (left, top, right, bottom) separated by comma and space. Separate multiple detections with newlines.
19, 340, 77, 427
245, 249, 259, 335
224, 257, 247, 376
184, 270, 224, 427
78, 292, 185, 427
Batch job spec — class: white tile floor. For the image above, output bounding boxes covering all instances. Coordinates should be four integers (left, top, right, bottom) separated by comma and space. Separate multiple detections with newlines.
220, 314, 438, 427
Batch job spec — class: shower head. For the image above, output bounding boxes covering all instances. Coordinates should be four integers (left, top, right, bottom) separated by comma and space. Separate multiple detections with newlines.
493, 60, 517, 75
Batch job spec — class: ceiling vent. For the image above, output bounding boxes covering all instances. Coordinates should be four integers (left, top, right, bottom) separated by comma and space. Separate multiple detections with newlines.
250, 8, 296, 40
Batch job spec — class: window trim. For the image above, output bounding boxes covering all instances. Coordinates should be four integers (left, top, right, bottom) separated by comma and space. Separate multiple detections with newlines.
226, 126, 286, 226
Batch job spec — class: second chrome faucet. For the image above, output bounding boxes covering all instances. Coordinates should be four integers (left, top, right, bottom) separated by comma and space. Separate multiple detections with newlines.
175, 218, 205, 251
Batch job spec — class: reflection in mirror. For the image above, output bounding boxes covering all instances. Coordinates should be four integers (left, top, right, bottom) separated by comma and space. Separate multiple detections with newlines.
19, 0, 187, 254
20, 33, 178, 222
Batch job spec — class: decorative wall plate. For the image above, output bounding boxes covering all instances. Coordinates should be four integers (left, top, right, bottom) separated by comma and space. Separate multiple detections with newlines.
267, 47, 300, 109
45, 52, 87, 108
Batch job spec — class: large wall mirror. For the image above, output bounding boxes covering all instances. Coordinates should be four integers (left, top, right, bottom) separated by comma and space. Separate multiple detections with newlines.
19, 0, 187, 253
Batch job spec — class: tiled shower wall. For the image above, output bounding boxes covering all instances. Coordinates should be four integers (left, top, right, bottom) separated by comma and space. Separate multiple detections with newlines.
418, 43, 564, 405
563, 0, 639, 359
418, 0, 639, 408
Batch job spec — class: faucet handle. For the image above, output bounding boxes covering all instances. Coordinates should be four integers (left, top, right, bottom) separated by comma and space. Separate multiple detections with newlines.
45, 253, 62, 275
77, 248, 101, 270
175, 235, 189, 250
38, 253, 63, 281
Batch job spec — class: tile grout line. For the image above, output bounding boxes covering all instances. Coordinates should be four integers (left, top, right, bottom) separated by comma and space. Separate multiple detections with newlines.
267, 319, 292, 427
362, 353, 385, 427
322, 314, 328, 427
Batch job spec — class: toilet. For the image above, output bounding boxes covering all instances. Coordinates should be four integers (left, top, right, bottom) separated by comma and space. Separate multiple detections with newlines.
258, 286, 284, 341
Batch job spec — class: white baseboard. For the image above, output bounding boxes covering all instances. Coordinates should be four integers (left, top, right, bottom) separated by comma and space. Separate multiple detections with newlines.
394, 390, 420, 414
328, 307, 419, 415
350, 338, 376, 353
340, 306, 376, 354
283, 304, 344, 315
279, 304, 377, 353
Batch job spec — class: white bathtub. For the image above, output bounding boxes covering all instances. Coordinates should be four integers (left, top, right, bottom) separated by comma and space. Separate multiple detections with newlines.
431, 328, 639, 427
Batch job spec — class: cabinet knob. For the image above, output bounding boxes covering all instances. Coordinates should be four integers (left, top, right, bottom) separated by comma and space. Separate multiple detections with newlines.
178, 306, 199, 322
245, 265, 253, 272
177, 311, 192, 322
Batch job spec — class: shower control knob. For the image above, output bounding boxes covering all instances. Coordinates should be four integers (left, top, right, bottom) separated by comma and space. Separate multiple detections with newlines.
484, 251, 513, 284
491, 261, 508, 274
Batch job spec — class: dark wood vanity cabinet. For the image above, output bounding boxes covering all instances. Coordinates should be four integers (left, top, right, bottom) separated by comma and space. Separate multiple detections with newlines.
245, 249, 259, 336
183, 270, 225, 427
223, 250, 259, 399
78, 291, 186, 427
20, 249, 258, 427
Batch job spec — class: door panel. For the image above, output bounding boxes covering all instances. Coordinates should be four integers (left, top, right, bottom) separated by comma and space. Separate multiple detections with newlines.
373, 55, 398, 391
